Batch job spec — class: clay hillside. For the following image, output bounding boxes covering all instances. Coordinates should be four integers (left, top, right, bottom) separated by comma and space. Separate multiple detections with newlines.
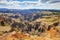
0, 11, 60, 40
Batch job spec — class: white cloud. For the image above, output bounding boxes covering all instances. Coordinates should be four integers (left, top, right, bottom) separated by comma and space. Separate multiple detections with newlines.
0, 0, 38, 9
0, 0, 60, 10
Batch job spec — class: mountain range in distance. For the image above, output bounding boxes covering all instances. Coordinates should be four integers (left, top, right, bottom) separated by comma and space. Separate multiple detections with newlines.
0, 8, 60, 14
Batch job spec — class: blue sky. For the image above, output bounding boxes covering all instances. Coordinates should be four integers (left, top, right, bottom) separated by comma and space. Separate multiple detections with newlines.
22, 0, 37, 1
0, 0, 60, 10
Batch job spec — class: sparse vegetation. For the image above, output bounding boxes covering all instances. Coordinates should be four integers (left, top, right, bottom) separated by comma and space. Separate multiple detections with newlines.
0, 11, 60, 40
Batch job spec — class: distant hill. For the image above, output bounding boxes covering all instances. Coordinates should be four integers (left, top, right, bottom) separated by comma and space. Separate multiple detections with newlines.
0, 8, 60, 14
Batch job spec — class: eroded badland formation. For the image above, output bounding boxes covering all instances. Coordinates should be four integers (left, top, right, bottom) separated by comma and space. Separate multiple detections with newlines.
0, 11, 60, 40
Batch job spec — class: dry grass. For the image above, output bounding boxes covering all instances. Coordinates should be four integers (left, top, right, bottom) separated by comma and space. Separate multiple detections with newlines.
0, 26, 11, 32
